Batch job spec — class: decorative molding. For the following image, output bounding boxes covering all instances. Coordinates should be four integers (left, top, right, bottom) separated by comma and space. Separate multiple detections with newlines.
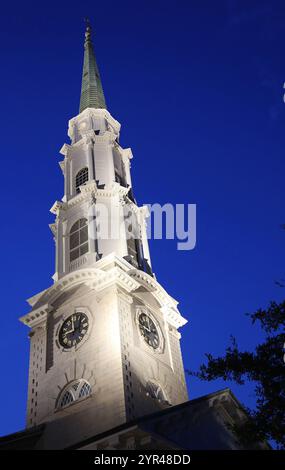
50, 200, 65, 215
85, 130, 117, 146
68, 108, 121, 143
69, 255, 88, 272
129, 270, 187, 329
59, 143, 71, 156
116, 145, 133, 161
20, 305, 50, 328
20, 254, 187, 332
49, 181, 132, 216
65, 180, 129, 210
69, 107, 120, 129
26, 289, 47, 307
160, 306, 187, 329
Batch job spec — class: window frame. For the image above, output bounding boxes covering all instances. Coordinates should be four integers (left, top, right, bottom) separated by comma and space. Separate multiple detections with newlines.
69, 218, 89, 263
56, 379, 92, 410
75, 167, 89, 194
145, 380, 169, 404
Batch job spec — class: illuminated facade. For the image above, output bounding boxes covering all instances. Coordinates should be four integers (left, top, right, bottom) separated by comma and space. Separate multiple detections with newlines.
19, 24, 188, 448
0, 24, 270, 452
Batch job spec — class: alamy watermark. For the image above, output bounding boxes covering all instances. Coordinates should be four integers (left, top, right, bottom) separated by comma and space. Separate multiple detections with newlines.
146, 203, 196, 251
87, 202, 196, 251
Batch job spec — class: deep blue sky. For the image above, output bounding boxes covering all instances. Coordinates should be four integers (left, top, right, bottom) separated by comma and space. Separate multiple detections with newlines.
1, 0, 285, 436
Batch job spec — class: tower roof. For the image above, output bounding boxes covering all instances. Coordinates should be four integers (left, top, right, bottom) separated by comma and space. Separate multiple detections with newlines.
79, 22, 107, 113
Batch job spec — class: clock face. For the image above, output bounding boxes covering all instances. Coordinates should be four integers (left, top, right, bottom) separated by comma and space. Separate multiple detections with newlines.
138, 313, 160, 349
58, 312, 89, 349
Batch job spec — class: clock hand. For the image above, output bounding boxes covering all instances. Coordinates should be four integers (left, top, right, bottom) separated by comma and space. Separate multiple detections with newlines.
146, 316, 150, 330
141, 321, 149, 330
69, 316, 75, 333
62, 318, 74, 337
143, 326, 151, 333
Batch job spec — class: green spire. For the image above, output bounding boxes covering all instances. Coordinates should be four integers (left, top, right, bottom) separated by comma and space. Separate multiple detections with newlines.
79, 22, 107, 113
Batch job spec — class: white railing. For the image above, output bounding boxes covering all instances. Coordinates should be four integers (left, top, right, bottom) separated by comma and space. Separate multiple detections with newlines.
69, 255, 88, 272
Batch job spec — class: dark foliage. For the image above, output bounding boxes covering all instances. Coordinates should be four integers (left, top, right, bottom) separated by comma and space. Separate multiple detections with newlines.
189, 301, 285, 448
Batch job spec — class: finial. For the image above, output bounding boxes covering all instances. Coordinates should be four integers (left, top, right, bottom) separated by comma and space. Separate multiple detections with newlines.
84, 17, 92, 43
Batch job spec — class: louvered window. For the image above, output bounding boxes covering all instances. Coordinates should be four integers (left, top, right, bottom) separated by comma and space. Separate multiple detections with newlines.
75, 167, 89, 194
70, 218, 88, 262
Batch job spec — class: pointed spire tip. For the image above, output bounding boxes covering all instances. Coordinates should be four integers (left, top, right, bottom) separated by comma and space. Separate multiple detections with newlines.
79, 18, 107, 113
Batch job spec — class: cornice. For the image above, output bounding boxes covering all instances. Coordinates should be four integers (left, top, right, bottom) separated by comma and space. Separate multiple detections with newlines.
160, 305, 187, 329
26, 289, 48, 307
95, 183, 129, 199
83, 130, 117, 146
20, 254, 187, 331
70, 107, 120, 126
59, 143, 71, 156
50, 200, 65, 215
68, 108, 121, 140
20, 261, 139, 327
115, 144, 133, 161
84, 266, 141, 293
64, 129, 117, 151
64, 181, 129, 210
20, 305, 50, 328
128, 269, 187, 328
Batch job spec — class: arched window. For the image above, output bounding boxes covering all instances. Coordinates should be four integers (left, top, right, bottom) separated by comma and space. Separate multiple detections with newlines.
75, 167, 89, 194
69, 218, 88, 262
146, 381, 168, 403
57, 379, 92, 410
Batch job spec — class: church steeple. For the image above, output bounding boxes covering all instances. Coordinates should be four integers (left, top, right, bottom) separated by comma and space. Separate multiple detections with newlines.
19, 25, 188, 447
79, 21, 106, 113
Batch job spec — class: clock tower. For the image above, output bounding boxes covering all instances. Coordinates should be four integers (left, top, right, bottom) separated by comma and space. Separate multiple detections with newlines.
20, 24, 188, 448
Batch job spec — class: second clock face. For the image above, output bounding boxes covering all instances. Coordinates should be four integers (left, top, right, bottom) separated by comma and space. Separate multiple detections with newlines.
58, 312, 89, 349
138, 312, 160, 349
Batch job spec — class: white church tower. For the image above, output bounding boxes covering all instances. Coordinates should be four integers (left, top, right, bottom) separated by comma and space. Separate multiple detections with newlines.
20, 24, 188, 448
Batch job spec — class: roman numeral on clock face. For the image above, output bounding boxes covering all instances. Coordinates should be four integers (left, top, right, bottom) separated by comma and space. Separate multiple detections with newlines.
58, 312, 89, 349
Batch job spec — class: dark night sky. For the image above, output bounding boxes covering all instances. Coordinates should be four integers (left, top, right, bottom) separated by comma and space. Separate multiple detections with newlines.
0, 0, 285, 436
